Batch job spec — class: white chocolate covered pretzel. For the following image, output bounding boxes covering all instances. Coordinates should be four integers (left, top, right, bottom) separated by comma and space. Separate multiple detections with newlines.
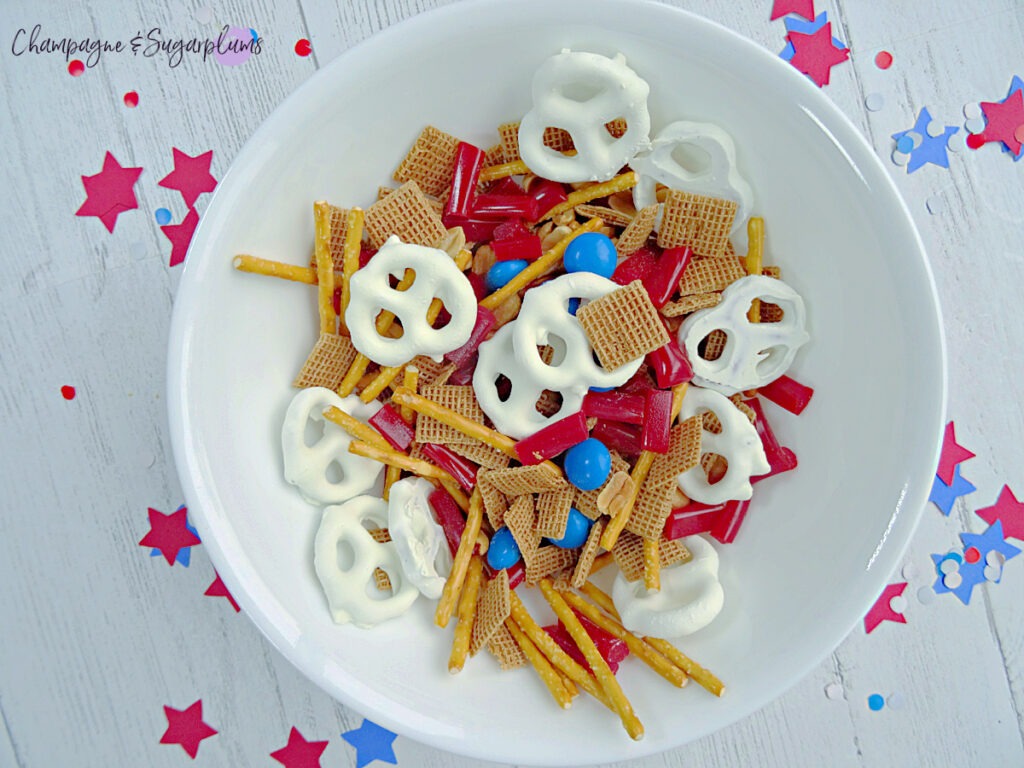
387, 477, 451, 599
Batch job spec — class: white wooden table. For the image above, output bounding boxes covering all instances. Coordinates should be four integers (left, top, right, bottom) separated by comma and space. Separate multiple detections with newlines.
2, 1, 1022, 766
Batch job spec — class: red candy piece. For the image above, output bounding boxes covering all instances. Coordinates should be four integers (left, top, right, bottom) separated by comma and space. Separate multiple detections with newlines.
445, 305, 496, 367
506, 560, 525, 589
640, 389, 673, 453
514, 410, 589, 465
492, 220, 531, 241
612, 245, 660, 285
591, 419, 642, 459
444, 214, 498, 242
529, 179, 568, 219
359, 244, 376, 268
418, 442, 478, 491
543, 611, 629, 674
746, 397, 798, 479
446, 356, 477, 385
492, 234, 543, 263
428, 487, 467, 558
663, 501, 730, 540
472, 194, 540, 222
487, 178, 526, 197
646, 340, 694, 388
964, 547, 981, 564
466, 271, 487, 301
709, 498, 751, 544
641, 246, 691, 308
758, 374, 814, 415
368, 404, 415, 450
444, 142, 486, 222
582, 390, 645, 424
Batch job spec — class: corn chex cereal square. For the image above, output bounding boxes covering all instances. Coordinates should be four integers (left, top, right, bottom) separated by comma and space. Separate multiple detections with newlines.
525, 545, 580, 586
449, 439, 511, 470
677, 256, 746, 297
571, 517, 607, 588
576, 280, 670, 371
364, 180, 447, 248
615, 204, 657, 257
575, 204, 634, 228
485, 463, 566, 498
393, 125, 460, 198
471, 569, 511, 656
487, 622, 527, 669
408, 355, 455, 388
414, 385, 485, 446
625, 474, 676, 541
660, 292, 722, 318
292, 333, 359, 389
536, 485, 575, 539
477, 471, 509, 530
503, 495, 541, 566
657, 190, 738, 258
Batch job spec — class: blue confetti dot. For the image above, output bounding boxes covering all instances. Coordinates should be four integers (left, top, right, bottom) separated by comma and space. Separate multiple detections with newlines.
155, 208, 172, 226
867, 693, 885, 711
250, 29, 259, 41
895, 135, 915, 154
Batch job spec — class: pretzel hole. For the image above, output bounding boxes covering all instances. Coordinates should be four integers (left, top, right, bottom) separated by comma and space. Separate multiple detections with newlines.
605, 118, 628, 137
365, 570, 398, 599
376, 310, 404, 337
430, 299, 452, 329
335, 538, 357, 571
494, 374, 512, 402
701, 453, 729, 485
540, 336, 567, 366
325, 460, 347, 484
304, 415, 327, 447
670, 143, 712, 175
759, 301, 784, 323
697, 329, 729, 361
535, 389, 563, 416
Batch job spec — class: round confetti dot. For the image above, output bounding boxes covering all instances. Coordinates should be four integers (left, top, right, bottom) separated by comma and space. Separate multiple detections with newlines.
986, 550, 1005, 567
926, 120, 945, 138
887, 692, 906, 711
938, 558, 959, 576
943, 571, 963, 590
966, 133, 986, 149
891, 149, 910, 167
946, 131, 968, 153
964, 546, 981, 564
963, 102, 982, 120
130, 240, 147, 261
895, 135, 915, 154
965, 117, 986, 135
195, 5, 213, 23
61, 385, 76, 400
825, 682, 845, 701
917, 585, 936, 605
867, 693, 885, 711
250, 29, 259, 42
1015, 124, 1024, 145
295, 38, 312, 57
889, 594, 908, 614
926, 196, 945, 216
68, 59, 85, 76
123, 90, 139, 108
874, 51, 893, 70
865, 92, 885, 112
984, 565, 1001, 582
215, 26, 254, 66
155, 208, 172, 226
901, 563, 918, 581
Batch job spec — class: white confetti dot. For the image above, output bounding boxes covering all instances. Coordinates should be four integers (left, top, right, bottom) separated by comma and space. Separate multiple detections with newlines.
195, 5, 213, 24
889, 594, 908, 614
926, 196, 945, 216
939, 558, 959, 575
984, 565, 1001, 582
965, 117, 986, 135
963, 102, 982, 120
926, 120, 945, 137
946, 131, 968, 153
988, 551, 1006, 567
130, 240, 147, 260
865, 93, 885, 112
901, 563, 918, 581
917, 586, 936, 605
943, 571, 962, 589
891, 150, 910, 166
825, 682, 845, 700
887, 691, 906, 711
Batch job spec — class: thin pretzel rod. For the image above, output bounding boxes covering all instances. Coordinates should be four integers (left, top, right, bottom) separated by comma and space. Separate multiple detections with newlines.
745, 216, 764, 323
560, 590, 686, 688
540, 172, 637, 222
321, 406, 391, 451
232, 255, 316, 284
580, 581, 620, 619
382, 465, 401, 501
435, 488, 484, 628
391, 387, 514, 455
539, 580, 644, 741
644, 638, 726, 698
643, 539, 661, 591
479, 217, 603, 310
504, 617, 574, 709
479, 159, 530, 183
313, 201, 337, 334
336, 353, 372, 397
341, 207, 364, 330
448, 554, 484, 674
347, 440, 454, 485
400, 366, 419, 423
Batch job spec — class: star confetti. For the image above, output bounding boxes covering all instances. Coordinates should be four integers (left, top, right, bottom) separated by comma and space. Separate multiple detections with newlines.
139, 506, 201, 565
929, 465, 976, 516
779, 12, 846, 61
149, 504, 199, 565
936, 421, 975, 484
976, 485, 1024, 541
271, 727, 329, 768
205, 571, 241, 612
161, 206, 200, 267
158, 148, 217, 208
864, 581, 908, 634
160, 699, 217, 758
931, 552, 986, 605
342, 719, 398, 768
74, 151, 143, 233
892, 108, 959, 173
961, 521, 1021, 565
771, 0, 815, 22
977, 88, 1024, 157
786, 22, 850, 87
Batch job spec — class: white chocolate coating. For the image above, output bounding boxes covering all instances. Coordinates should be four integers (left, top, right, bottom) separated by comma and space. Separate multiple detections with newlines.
386, 477, 451, 599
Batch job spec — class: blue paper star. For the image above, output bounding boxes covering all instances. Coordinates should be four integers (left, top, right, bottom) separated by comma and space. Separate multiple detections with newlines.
961, 521, 1021, 568
929, 465, 976, 515
892, 107, 959, 173
149, 506, 200, 566
342, 719, 397, 768
930, 552, 986, 605
779, 12, 846, 60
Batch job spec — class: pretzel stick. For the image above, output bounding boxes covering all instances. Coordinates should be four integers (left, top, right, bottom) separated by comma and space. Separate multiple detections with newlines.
232, 255, 317, 284
448, 554, 484, 674
347, 440, 456, 485
391, 388, 515, 456
539, 580, 644, 741
560, 590, 686, 688
436, 488, 484, 628
479, 159, 530, 182
341, 207, 364, 330
505, 617, 574, 709
745, 216, 764, 323
400, 366, 419, 423
382, 465, 402, 501
644, 638, 725, 697
313, 202, 337, 334
540, 172, 637, 222
580, 581, 620, 619
589, 551, 615, 575
480, 217, 603, 310
643, 539, 661, 591
438, 478, 471, 512
322, 406, 391, 451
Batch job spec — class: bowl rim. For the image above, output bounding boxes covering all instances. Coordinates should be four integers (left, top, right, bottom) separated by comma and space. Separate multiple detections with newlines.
167, 0, 947, 762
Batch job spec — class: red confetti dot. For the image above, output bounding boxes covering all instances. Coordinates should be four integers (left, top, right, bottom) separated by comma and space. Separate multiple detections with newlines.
874, 51, 893, 70
964, 546, 981, 564
61, 385, 76, 400
294, 38, 312, 57
123, 90, 139, 108
966, 133, 986, 149
68, 59, 85, 76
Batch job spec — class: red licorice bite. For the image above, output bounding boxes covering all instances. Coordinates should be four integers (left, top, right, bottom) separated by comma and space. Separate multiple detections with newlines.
543, 611, 629, 673
591, 419, 642, 459
486, 177, 526, 197
466, 271, 487, 301
582, 390, 645, 424
663, 501, 730, 540
640, 389, 673, 453
445, 305, 496, 367
492, 234, 543, 262
646, 340, 694, 388
529, 179, 568, 219
491, 219, 531, 241
444, 142, 486, 221
368, 404, 415, 450
612, 245, 660, 285
359, 244, 376, 268
471, 194, 540, 222
418, 443, 478, 491
513, 410, 589, 465
709, 498, 751, 544
757, 374, 814, 415
641, 246, 691, 308
428, 487, 466, 558
443, 214, 499, 242
746, 397, 798, 479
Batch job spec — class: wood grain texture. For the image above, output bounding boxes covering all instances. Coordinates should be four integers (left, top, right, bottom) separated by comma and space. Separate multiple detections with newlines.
0, 0, 1022, 766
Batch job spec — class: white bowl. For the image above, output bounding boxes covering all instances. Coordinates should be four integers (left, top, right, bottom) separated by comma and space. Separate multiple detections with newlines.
167, 1, 946, 764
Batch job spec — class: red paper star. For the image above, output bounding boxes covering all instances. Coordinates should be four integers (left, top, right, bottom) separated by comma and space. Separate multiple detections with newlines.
158, 148, 217, 208
161, 206, 200, 267
771, 0, 815, 21
75, 152, 143, 233
976, 485, 1024, 541
271, 727, 330, 768
787, 23, 850, 87
978, 89, 1024, 155
139, 506, 200, 565
160, 699, 217, 758
864, 581, 908, 634
937, 421, 975, 485
205, 571, 241, 612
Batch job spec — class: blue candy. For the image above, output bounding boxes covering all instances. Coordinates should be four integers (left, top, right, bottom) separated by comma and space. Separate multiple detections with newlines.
487, 526, 522, 570
563, 232, 617, 278
567, 297, 581, 315
563, 438, 612, 491
486, 259, 528, 292
547, 507, 593, 549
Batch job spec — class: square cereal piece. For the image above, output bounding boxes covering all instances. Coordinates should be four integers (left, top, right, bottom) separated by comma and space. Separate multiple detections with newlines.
477, 471, 509, 530
657, 190, 738, 258
483, 143, 505, 169
615, 204, 657, 257
373, 568, 392, 591
575, 204, 634, 228
660, 292, 722, 318
571, 517, 607, 588
471, 569, 511, 656
498, 122, 522, 163
543, 126, 575, 152
575, 452, 629, 519
576, 280, 670, 371
324, 203, 350, 271
449, 439, 512, 470
488, 622, 527, 669
536, 485, 575, 539
605, 117, 628, 138
611, 531, 648, 582
760, 302, 785, 323
292, 333, 359, 389
625, 474, 676, 541
364, 180, 447, 248
678, 256, 746, 297
525, 545, 580, 586
661, 537, 692, 569
647, 415, 704, 486
408, 355, 455, 388
393, 126, 460, 198
485, 463, 567, 498
503, 495, 541, 566
415, 385, 486, 446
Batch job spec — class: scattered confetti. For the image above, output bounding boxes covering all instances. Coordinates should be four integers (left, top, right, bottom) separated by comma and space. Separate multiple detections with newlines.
139, 506, 201, 565
964, 546, 981, 564
786, 22, 850, 87
155, 207, 172, 226
270, 727, 329, 768
867, 694, 885, 711
160, 699, 217, 758
901, 562, 918, 581
929, 465, 976, 516
887, 691, 906, 711
889, 594, 908, 614
74, 151, 143, 233
295, 39, 312, 57
205, 572, 241, 612
891, 149, 910, 167
977, 88, 1024, 156
967, 133, 986, 150
874, 51, 893, 70
865, 92, 885, 112
937, 422, 975, 484
916, 585, 936, 605
926, 120, 945, 138
123, 90, 139, 108
984, 565, 1001, 581
824, 682, 845, 700
931, 550, 985, 605
61, 385, 76, 400
978, 486, 1024, 543
961, 521, 1021, 570
946, 131, 968, 153
892, 108, 959, 173
161, 206, 200, 267
864, 581, 908, 634
68, 59, 84, 76
158, 148, 217, 209
965, 117, 986, 135
770, 0, 815, 22
779, 12, 846, 61
926, 195, 945, 215
342, 719, 398, 768
150, 509, 199, 566
963, 102, 982, 120
943, 571, 962, 590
